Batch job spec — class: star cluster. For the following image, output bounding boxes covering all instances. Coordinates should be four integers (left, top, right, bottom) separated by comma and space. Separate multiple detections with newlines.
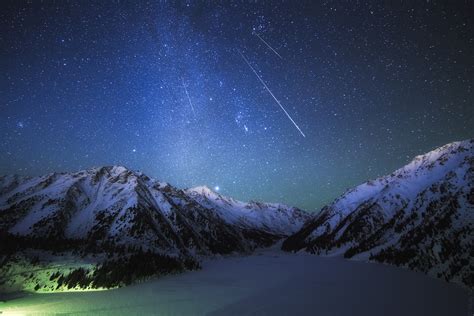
1, 1, 473, 211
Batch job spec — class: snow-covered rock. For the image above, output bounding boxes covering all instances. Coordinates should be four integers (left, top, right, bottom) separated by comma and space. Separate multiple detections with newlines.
283, 139, 474, 289
0, 166, 309, 257
186, 185, 308, 236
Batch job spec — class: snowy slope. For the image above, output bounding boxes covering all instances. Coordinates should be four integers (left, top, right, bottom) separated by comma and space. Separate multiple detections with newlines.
0, 166, 308, 257
186, 186, 308, 235
283, 139, 474, 289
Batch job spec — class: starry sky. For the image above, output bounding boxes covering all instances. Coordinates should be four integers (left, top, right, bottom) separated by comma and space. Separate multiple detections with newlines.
1, 1, 473, 211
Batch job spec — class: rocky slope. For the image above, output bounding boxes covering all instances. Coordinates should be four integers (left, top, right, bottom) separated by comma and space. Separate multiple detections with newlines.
0, 166, 309, 292
283, 140, 474, 289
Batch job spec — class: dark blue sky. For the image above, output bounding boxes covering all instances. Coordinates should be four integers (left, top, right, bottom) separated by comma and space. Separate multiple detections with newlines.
1, 1, 473, 211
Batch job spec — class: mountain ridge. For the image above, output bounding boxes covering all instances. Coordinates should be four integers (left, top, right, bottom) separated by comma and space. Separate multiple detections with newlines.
282, 139, 474, 289
0, 166, 309, 292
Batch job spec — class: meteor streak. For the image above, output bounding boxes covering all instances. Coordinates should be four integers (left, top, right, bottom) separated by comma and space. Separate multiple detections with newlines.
238, 50, 306, 137
254, 33, 283, 59
181, 77, 196, 116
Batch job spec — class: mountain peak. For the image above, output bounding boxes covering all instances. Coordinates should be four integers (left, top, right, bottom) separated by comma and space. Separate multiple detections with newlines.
282, 139, 473, 289
187, 185, 218, 196
86, 165, 132, 176
410, 139, 472, 165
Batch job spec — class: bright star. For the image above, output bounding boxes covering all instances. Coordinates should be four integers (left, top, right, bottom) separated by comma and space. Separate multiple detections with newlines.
214, 186, 220, 191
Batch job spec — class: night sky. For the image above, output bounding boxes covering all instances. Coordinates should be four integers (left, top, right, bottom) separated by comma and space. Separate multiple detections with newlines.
1, 1, 473, 211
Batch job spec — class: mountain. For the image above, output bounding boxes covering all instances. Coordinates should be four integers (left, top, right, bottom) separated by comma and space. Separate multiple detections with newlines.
186, 186, 308, 236
0, 166, 309, 292
282, 140, 474, 289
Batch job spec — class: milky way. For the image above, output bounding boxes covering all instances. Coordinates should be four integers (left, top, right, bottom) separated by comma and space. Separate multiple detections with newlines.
1, 2, 473, 211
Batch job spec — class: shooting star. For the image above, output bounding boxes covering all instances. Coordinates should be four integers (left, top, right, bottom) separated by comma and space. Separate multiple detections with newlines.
238, 50, 305, 138
254, 33, 283, 60
181, 77, 196, 116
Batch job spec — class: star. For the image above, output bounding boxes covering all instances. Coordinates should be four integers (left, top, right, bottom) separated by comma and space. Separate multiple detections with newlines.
0, 1, 471, 212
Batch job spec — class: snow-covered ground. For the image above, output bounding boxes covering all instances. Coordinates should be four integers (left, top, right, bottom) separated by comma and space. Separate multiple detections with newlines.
0, 248, 470, 316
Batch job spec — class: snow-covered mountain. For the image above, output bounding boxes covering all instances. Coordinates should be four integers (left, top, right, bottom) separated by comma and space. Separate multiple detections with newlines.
186, 186, 308, 236
0, 166, 308, 255
0, 166, 309, 291
283, 140, 474, 288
